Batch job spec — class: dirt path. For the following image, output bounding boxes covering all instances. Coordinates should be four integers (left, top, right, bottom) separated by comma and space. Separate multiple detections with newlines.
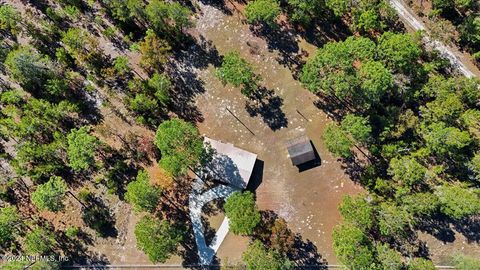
389, 0, 480, 78
190, 2, 363, 263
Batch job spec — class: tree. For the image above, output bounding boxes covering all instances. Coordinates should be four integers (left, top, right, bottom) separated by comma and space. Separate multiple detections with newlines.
31, 176, 68, 212
421, 93, 464, 124
24, 227, 56, 254
0, 206, 22, 248
408, 257, 436, 270
146, 0, 192, 37
217, 51, 260, 96
388, 156, 426, 188
358, 60, 393, 105
322, 123, 353, 158
155, 118, 204, 176
339, 195, 374, 232
435, 185, 480, 219
421, 122, 472, 158
0, 4, 20, 35
242, 240, 292, 270
401, 192, 440, 217
138, 29, 171, 71
461, 109, 480, 139
113, 56, 131, 76
378, 32, 421, 73
326, 0, 351, 17
286, 0, 322, 25
377, 202, 414, 238
129, 93, 160, 125
134, 215, 183, 263
4, 46, 53, 92
452, 253, 480, 270
125, 170, 162, 212
460, 15, 480, 50
245, 0, 281, 27
341, 114, 372, 145
61, 28, 104, 70
375, 243, 404, 270
469, 152, 480, 181
332, 223, 376, 269
300, 36, 375, 100
224, 191, 261, 235
67, 126, 98, 171
148, 73, 171, 106
269, 218, 295, 255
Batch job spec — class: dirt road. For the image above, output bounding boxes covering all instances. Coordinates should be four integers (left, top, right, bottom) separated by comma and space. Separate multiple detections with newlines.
389, 0, 479, 78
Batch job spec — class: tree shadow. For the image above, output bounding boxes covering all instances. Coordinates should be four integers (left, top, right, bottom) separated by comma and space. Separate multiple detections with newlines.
453, 216, 480, 243
82, 196, 118, 238
168, 36, 221, 123
250, 25, 303, 74
417, 216, 456, 243
256, 210, 328, 268
313, 93, 349, 122
245, 87, 288, 131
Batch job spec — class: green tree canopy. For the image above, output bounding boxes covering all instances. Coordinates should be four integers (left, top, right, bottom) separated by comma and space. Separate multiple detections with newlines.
4, 46, 54, 92
145, 0, 192, 38
323, 123, 353, 158
358, 60, 393, 105
217, 51, 260, 96
378, 32, 421, 73
224, 191, 261, 235
148, 73, 171, 106
400, 192, 440, 217
139, 29, 171, 71
113, 56, 131, 76
452, 253, 480, 270
435, 185, 480, 219
134, 215, 183, 263
375, 243, 404, 270
155, 118, 204, 176
31, 176, 68, 212
341, 114, 372, 145
421, 122, 472, 158
0, 4, 20, 35
245, 0, 281, 27
67, 126, 98, 171
125, 170, 162, 212
469, 152, 480, 181
377, 202, 414, 238
408, 257, 436, 270
388, 156, 426, 188
0, 206, 22, 248
339, 194, 375, 232
286, 0, 322, 25
332, 223, 376, 269
242, 240, 292, 270
24, 227, 56, 254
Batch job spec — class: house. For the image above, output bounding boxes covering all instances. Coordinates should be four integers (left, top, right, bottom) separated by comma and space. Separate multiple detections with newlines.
203, 137, 257, 189
286, 135, 316, 166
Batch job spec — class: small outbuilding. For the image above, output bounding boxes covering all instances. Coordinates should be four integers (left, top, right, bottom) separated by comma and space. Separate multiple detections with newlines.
286, 135, 316, 166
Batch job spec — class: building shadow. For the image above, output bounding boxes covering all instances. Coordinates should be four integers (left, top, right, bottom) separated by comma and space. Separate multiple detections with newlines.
297, 141, 322, 173
246, 159, 264, 192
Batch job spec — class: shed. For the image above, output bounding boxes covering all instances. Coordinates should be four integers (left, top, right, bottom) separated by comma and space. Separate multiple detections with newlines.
286, 136, 316, 166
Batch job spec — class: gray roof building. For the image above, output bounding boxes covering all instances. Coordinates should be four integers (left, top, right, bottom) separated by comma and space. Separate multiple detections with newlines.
286, 136, 316, 166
